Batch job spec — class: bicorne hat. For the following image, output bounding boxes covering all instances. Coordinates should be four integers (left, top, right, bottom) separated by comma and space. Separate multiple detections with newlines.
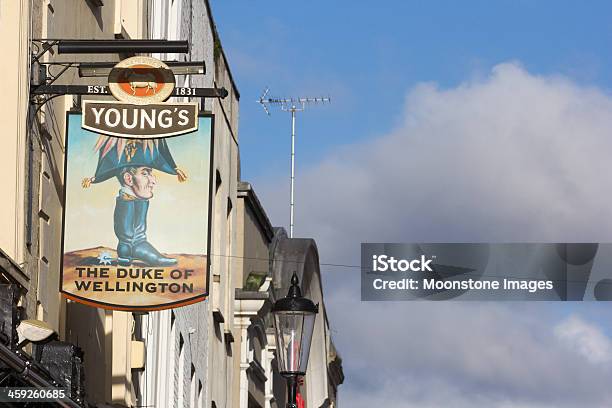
92, 137, 178, 183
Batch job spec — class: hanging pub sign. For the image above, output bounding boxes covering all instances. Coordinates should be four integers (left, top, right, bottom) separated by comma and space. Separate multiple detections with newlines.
60, 56, 213, 311
81, 101, 198, 137
108, 55, 176, 104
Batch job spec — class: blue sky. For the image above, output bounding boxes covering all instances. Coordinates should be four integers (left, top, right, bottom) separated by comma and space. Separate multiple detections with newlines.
213, 0, 612, 183
212, 2, 612, 406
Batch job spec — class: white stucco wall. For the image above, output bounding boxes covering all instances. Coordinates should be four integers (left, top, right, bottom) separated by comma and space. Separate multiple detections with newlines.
140, 1, 240, 407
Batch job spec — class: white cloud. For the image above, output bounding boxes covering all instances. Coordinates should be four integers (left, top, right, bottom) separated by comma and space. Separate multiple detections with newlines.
555, 315, 612, 365
339, 373, 564, 408
259, 62, 612, 259
254, 62, 612, 406
330, 288, 612, 407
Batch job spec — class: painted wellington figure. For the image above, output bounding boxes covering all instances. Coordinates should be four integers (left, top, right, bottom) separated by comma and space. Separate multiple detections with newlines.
82, 137, 187, 267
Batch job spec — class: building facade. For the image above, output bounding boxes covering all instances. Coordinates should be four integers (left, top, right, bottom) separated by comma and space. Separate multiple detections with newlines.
1, 1, 154, 406
0, 1, 342, 407
234, 183, 344, 408
134, 1, 240, 407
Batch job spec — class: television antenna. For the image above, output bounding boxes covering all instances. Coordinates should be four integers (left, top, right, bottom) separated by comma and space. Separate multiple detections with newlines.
258, 87, 331, 238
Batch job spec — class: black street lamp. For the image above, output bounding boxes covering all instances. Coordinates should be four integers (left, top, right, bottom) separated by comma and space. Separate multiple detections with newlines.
272, 273, 319, 408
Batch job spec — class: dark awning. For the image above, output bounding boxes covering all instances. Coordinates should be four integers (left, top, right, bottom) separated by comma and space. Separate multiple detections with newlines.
0, 342, 83, 407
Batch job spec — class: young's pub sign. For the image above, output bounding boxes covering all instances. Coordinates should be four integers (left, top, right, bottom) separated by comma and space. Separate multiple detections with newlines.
61, 56, 213, 311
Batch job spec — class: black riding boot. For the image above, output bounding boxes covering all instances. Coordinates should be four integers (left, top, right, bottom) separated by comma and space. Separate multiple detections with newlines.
113, 198, 177, 267
132, 199, 177, 267
114, 198, 136, 266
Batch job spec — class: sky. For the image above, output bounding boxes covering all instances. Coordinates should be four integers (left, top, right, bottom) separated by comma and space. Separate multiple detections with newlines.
212, 2, 612, 407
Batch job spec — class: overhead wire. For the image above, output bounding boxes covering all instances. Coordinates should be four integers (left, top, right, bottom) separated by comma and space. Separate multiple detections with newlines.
207, 252, 612, 286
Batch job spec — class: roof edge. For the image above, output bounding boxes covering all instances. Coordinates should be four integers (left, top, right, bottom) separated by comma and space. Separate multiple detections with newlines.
204, 0, 241, 100
238, 181, 274, 241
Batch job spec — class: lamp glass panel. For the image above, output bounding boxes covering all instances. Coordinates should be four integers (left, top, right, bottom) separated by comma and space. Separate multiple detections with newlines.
298, 312, 316, 373
273, 311, 316, 374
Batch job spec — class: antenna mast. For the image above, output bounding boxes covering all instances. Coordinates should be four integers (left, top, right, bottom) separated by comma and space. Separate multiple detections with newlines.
258, 88, 331, 238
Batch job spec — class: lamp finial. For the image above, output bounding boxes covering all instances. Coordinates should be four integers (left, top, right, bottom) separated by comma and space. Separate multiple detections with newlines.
287, 272, 302, 298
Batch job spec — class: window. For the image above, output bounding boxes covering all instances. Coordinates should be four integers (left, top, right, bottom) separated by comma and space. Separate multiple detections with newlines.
189, 364, 196, 407
177, 335, 185, 406
85, 0, 104, 6
114, 0, 145, 39
197, 381, 203, 408
166, 311, 177, 407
